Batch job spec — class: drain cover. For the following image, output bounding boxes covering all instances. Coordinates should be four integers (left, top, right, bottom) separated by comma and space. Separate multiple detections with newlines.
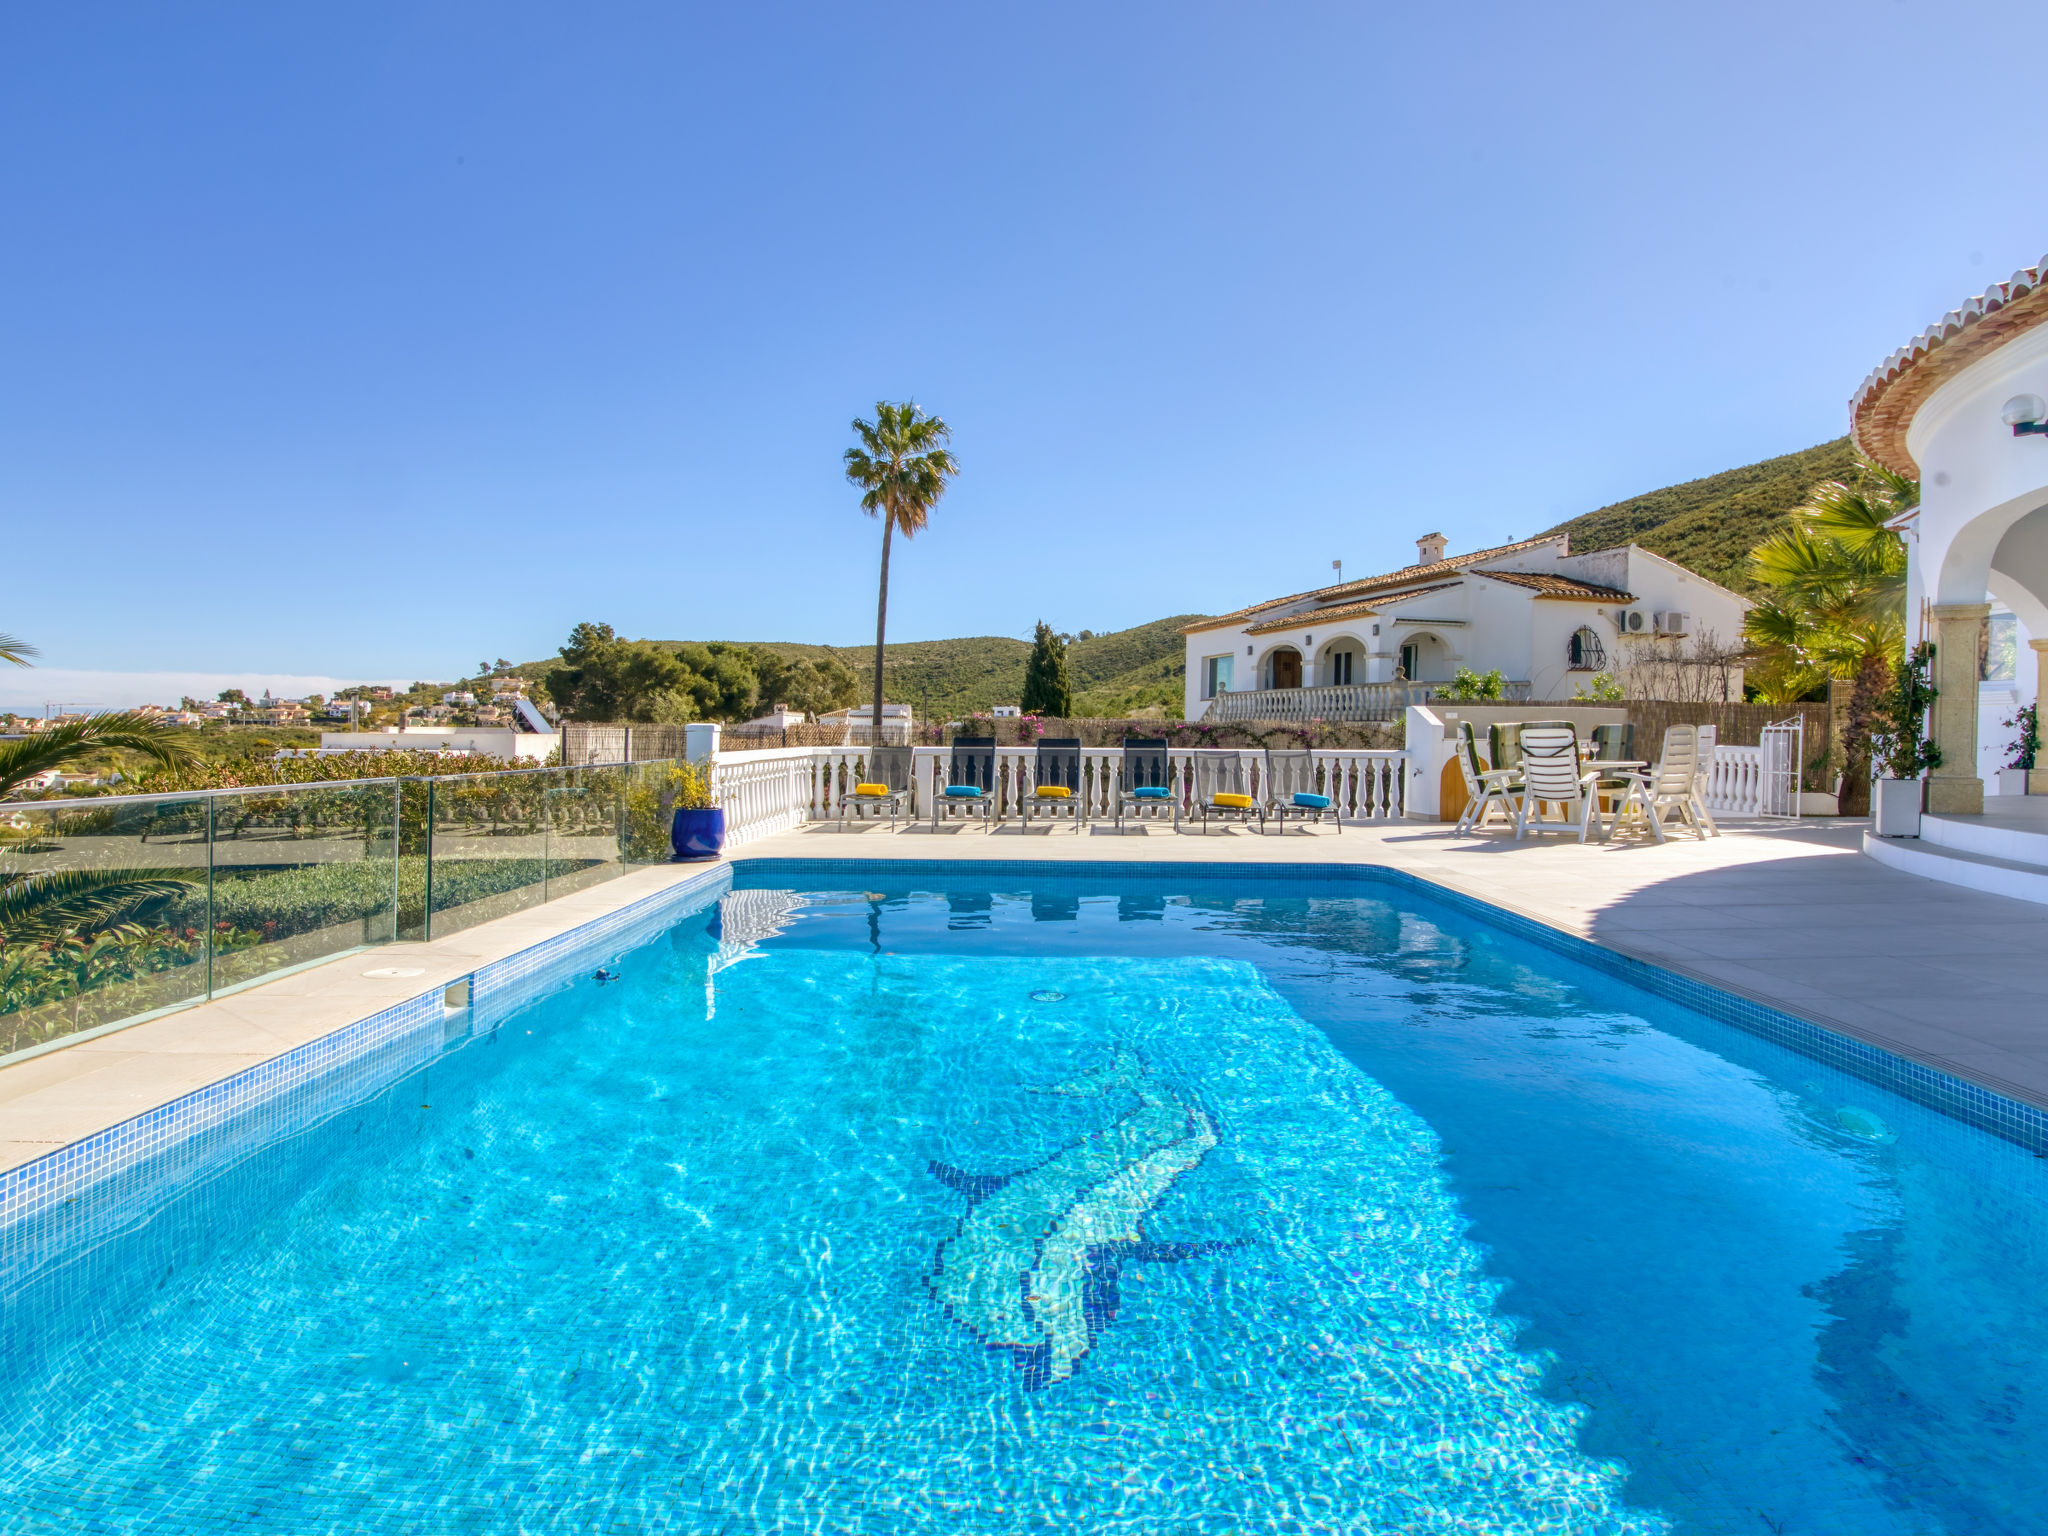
1029, 989, 1066, 1003
363, 966, 427, 979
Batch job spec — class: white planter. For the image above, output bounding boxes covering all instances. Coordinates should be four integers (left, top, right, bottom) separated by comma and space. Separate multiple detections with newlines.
1872, 777, 1922, 838
1797, 792, 1839, 816
1996, 767, 2030, 797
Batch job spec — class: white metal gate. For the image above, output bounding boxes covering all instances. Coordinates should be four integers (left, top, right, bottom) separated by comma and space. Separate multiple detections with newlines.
1758, 716, 1804, 819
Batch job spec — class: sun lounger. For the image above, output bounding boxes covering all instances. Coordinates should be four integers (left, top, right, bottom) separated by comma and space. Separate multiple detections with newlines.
931, 737, 996, 831
840, 746, 912, 830
1263, 749, 1339, 834
1020, 737, 1086, 832
1116, 737, 1177, 831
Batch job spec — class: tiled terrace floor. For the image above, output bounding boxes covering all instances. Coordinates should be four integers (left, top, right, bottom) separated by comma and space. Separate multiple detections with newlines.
6, 812, 2047, 1170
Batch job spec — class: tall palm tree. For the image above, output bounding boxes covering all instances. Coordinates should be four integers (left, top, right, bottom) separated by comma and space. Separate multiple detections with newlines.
844, 402, 959, 741
1742, 464, 1914, 813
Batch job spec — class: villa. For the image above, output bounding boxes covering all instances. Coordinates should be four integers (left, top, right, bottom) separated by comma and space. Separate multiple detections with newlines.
1850, 252, 2048, 900
1182, 530, 1749, 718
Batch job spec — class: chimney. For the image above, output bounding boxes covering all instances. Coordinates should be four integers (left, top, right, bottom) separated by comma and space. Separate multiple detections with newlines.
1414, 532, 1448, 566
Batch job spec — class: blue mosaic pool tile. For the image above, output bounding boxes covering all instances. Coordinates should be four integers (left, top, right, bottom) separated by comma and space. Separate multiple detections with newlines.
734, 854, 2048, 1157
0, 864, 732, 1279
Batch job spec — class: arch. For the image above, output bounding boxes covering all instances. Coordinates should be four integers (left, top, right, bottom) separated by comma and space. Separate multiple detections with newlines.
1312, 630, 1372, 687
1394, 630, 1459, 683
1934, 486, 2048, 605
1257, 644, 1304, 690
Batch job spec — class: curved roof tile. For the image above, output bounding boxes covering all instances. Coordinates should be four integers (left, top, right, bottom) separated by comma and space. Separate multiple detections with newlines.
1850, 254, 2048, 478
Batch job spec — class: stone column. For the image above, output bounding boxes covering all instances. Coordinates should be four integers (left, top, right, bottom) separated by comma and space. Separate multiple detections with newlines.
2030, 639, 2048, 796
1926, 603, 1989, 815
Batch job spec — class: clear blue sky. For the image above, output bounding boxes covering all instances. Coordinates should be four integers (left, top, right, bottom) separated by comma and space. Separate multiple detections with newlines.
2, 1, 2041, 694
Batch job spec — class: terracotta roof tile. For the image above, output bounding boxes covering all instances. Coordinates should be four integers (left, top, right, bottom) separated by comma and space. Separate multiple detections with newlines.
1183, 532, 1570, 637
1850, 254, 2048, 478
1473, 571, 1633, 601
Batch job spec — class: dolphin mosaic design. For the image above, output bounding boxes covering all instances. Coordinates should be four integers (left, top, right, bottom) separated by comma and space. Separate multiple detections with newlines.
929, 1048, 1235, 1389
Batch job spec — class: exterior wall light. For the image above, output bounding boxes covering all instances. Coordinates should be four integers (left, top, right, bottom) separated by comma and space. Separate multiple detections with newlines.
2003, 394, 2048, 437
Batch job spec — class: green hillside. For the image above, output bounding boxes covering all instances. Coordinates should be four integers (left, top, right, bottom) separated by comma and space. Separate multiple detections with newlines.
521, 614, 1205, 719
1540, 436, 1861, 594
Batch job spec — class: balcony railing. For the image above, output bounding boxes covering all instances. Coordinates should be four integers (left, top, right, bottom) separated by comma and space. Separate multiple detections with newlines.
1204, 681, 1530, 722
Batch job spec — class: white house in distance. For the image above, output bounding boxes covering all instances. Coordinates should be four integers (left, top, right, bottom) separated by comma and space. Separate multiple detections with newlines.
1183, 532, 1749, 718
1850, 251, 2048, 902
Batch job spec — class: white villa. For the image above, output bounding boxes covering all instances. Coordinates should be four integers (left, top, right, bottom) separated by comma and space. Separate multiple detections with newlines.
1853, 251, 2048, 901
1184, 531, 1749, 719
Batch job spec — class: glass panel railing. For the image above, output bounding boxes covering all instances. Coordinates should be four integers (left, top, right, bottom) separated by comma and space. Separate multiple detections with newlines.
425, 768, 557, 937
206, 781, 400, 995
0, 793, 213, 1058
0, 756, 687, 1064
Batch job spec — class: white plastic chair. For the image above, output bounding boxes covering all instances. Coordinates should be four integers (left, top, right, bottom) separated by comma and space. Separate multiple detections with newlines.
1453, 721, 1518, 833
1512, 722, 1604, 842
1613, 725, 1709, 842
1692, 724, 1720, 836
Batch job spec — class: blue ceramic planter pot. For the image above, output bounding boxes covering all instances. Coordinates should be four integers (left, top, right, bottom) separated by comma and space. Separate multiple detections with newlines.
671, 807, 727, 861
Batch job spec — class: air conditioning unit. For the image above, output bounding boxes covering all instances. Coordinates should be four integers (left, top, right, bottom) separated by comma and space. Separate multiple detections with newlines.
1655, 611, 1691, 636
1620, 608, 1649, 634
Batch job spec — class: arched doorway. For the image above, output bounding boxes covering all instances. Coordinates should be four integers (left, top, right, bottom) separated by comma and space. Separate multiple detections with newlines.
1267, 647, 1303, 689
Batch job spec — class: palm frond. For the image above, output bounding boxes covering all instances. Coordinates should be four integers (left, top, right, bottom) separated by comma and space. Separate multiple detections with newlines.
0, 712, 199, 800
0, 632, 37, 667
0, 866, 200, 943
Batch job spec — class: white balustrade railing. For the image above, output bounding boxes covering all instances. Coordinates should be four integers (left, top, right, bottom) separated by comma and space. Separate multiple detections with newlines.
1702, 744, 1764, 817
710, 743, 1410, 834
1206, 682, 1530, 723
709, 746, 815, 847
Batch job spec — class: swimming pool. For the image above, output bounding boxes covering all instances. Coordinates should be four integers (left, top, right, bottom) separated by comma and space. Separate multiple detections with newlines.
4, 868, 2046, 1534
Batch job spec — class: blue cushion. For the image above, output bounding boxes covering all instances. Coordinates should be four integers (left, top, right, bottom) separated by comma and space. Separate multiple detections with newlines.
1131, 786, 1169, 799
944, 785, 983, 798
1292, 792, 1332, 809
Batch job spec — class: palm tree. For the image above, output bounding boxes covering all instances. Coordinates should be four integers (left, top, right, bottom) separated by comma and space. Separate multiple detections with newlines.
0, 711, 198, 801
844, 402, 959, 742
1742, 464, 1914, 813
0, 639, 203, 940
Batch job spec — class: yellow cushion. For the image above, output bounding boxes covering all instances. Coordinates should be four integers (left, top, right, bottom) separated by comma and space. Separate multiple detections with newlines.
1212, 792, 1254, 808
1034, 785, 1072, 799
853, 783, 891, 797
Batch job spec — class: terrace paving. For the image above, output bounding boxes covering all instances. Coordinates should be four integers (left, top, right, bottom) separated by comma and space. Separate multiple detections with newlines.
5, 812, 2047, 1172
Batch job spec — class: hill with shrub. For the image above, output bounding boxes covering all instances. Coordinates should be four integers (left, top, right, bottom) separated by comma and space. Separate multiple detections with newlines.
1540, 436, 1862, 594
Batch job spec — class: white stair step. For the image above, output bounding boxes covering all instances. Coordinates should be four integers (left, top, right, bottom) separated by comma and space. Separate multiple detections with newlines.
1921, 811, 2048, 863
1862, 830, 2048, 906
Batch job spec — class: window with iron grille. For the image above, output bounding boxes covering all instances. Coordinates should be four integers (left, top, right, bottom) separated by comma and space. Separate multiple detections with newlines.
1567, 627, 1606, 670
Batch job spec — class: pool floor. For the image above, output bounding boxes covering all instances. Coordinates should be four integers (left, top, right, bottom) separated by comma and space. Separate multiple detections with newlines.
4, 877, 2046, 1534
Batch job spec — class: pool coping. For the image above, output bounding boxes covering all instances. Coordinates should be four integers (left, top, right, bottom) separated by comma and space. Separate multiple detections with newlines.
5, 850, 2045, 1256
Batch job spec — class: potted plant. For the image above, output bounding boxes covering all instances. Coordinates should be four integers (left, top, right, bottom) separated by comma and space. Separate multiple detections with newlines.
668, 759, 725, 861
2000, 701, 2038, 797
1869, 642, 1940, 838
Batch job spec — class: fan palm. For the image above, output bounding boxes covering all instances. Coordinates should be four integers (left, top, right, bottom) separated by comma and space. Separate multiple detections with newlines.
1742, 464, 1914, 812
0, 638, 204, 940
0, 711, 198, 801
0, 869, 197, 944
844, 402, 959, 741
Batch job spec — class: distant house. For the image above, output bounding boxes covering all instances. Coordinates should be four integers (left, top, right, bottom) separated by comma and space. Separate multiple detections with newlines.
1182, 531, 1749, 717
318, 725, 558, 762
741, 703, 807, 731
443, 691, 477, 707
817, 701, 913, 743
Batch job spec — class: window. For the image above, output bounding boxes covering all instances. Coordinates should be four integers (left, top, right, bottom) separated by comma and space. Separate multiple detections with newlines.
1983, 612, 2017, 683
1202, 654, 1234, 698
1567, 626, 1607, 670
1328, 649, 1354, 685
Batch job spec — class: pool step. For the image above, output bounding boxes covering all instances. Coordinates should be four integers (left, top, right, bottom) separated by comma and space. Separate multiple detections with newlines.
1862, 828, 2048, 906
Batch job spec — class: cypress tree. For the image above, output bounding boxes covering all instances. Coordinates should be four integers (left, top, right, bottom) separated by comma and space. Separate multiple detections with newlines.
1020, 621, 1074, 717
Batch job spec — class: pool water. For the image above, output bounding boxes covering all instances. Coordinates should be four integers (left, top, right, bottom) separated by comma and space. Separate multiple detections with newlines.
5, 876, 2048, 1535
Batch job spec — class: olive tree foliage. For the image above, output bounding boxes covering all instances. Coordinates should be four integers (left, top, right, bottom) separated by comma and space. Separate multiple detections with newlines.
542, 623, 858, 724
